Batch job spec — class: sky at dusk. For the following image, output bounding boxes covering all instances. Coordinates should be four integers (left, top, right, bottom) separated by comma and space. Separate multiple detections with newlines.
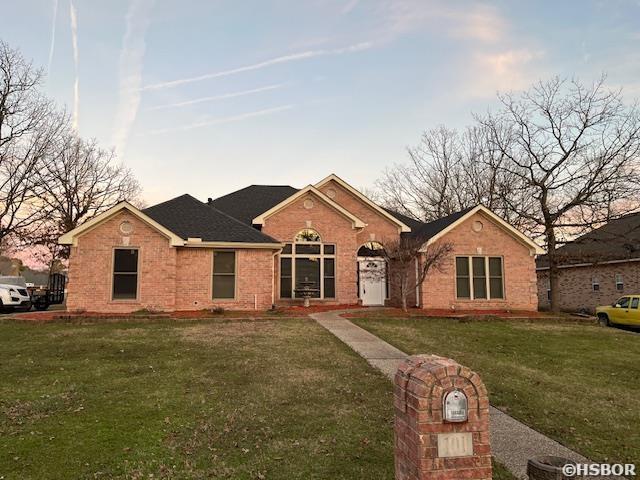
1, 0, 639, 205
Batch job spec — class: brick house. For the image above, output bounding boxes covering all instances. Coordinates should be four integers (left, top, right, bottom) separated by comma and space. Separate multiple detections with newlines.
537, 212, 640, 313
59, 174, 541, 313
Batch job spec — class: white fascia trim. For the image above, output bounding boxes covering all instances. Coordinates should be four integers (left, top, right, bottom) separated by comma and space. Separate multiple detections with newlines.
183, 241, 285, 249
422, 205, 544, 255
314, 173, 412, 232
252, 185, 366, 228
536, 257, 640, 271
58, 201, 185, 247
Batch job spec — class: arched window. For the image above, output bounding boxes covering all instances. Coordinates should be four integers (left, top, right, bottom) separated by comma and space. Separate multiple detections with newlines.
357, 241, 385, 257
280, 229, 336, 300
295, 228, 321, 242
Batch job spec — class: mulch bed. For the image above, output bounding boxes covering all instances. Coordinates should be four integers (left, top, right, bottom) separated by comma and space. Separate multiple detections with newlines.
341, 307, 595, 323
6, 303, 367, 322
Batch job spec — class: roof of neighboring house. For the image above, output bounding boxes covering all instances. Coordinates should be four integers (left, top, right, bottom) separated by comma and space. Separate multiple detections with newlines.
142, 194, 279, 244
536, 212, 640, 268
209, 185, 299, 225
407, 207, 475, 240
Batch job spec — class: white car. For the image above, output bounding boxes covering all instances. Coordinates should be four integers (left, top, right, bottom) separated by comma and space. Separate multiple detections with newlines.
0, 276, 32, 311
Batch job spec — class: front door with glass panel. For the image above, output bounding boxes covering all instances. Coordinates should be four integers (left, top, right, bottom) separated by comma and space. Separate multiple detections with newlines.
359, 259, 386, 306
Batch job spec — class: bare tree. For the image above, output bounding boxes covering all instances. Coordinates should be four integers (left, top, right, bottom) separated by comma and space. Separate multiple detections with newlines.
479, 76, 640, 311
375, 126, 527, 227
28, 133, 141, 267
0, 40, 67, 250
381, 236, 453, 311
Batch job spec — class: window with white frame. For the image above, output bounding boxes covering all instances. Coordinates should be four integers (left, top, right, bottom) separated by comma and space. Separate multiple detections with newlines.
615, 273, 624, 291
280, 229, 336, 299
455, 256, 504, 299
592, 277, 600, 292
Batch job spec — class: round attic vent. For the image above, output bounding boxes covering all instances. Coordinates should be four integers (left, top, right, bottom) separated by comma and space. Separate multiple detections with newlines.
120, 221, 134, 235
326, 188, 337, 199
472, 220, 483, 232
303, 199, 314, 209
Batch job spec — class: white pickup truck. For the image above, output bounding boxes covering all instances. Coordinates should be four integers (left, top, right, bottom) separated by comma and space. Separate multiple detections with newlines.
0, 276, 32, 311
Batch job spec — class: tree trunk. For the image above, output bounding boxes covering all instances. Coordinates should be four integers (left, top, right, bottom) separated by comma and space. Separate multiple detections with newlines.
400, 278, 408, 312
546, 228, 560, 312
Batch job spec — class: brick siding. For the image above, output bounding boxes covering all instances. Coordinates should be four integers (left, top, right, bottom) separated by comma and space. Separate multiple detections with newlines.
537, 261, 640, 312
419, 212, 538, 311
66, 211, 274, 312
65, 190, 538, 313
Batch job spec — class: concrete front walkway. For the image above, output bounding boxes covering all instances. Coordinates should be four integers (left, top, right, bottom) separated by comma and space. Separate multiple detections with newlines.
311, 310, 618, 480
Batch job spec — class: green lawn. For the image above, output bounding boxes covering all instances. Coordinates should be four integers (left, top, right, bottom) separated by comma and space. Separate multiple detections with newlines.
0, 317, 517, 480
0, 318, 395, 479
352, 316, 640, 465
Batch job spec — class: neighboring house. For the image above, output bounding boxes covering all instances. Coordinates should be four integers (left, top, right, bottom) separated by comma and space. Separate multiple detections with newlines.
536, 212, 640, 313
59, 174, 541, 313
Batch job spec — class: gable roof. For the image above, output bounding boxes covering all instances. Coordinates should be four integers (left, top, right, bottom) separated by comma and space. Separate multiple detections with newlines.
252, 185, 366, 228
59, 196, 283, 248
59, 201, 185, 247
209, 185, 299, 225
142, 194, 280, 244
536, 212, 640, 268
416, 205, 543, 255
314, 174, 411, 232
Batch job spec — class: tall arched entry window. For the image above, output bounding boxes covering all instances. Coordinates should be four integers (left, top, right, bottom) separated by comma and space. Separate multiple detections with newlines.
280, 229, 336, 299
357, 241, 388, 306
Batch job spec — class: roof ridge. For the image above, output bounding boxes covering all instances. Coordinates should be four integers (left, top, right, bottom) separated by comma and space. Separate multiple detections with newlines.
211, 184, 298, 203
142, 193, 193, 211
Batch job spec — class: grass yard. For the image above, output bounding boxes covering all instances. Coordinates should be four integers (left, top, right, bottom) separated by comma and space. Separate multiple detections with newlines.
0, 317, 396, 479
352, 316, 640, 465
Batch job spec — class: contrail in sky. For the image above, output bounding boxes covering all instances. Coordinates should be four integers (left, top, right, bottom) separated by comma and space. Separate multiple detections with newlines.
147, 83, 286, 111
141, 41, 373, 91
146, 104, 294, 135
47, 0, 58, 73
70, 0, 79, 129
112, 0, 156, 156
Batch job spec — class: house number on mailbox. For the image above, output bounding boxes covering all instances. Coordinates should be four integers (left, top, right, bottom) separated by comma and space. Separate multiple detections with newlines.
443, 389, 468, 422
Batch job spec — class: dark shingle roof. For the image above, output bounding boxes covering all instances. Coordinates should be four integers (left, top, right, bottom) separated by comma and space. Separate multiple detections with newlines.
209, 185, 299, 225
536, 212, 640, 268
142, 194, 278, 243
382, 208, 425, 231
407, 207, 475, 240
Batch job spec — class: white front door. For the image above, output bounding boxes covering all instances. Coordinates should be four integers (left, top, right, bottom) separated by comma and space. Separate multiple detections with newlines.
359, 258, 386, 306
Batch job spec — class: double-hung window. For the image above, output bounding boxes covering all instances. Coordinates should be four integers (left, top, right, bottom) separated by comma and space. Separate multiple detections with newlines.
455, 256, 504, 300
113, 248, 139, 300
213, 251, 236, 299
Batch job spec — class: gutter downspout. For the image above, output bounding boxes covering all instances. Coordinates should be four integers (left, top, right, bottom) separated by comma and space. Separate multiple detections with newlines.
271, 249, 282, 308
415, 257, 420, 307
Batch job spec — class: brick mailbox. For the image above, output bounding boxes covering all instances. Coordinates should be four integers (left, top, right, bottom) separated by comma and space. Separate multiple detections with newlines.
394, 355, 492, 480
